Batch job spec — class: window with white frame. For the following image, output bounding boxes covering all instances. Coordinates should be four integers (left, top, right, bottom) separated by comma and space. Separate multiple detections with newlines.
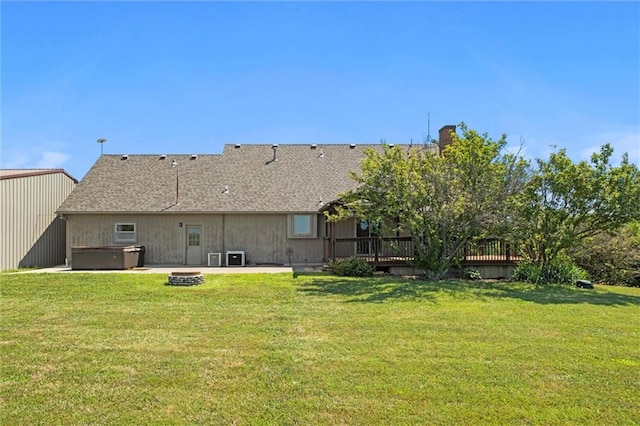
288, 214, 317, 238
115, 223, 136, 243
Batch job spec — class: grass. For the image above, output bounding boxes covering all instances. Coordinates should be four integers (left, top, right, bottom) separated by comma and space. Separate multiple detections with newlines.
1, 272, 639, 425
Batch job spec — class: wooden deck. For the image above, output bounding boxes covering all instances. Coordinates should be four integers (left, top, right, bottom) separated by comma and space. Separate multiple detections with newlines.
324, 237, 520, 267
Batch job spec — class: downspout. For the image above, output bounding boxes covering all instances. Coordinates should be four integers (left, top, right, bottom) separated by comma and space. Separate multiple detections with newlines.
59, 213, 71, 267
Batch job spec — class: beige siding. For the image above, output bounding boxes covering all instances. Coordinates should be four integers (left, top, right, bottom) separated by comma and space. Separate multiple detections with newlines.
1, 173, 76, 270
333, 217, 357, 257
224, 214, 325, 265
67, 213, 326, 266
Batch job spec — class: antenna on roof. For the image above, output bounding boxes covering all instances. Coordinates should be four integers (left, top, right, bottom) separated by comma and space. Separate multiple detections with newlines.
97, 138, 107, 156
424, 113, 432, 145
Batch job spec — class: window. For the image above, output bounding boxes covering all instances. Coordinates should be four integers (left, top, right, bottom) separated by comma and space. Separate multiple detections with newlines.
115, 223, 136, 242
188, 227, 200, 246
294, 215, 311, 234
288, 214, 317, 238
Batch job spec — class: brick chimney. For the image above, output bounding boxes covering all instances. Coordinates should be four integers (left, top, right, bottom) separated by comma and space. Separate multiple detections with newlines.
438, 125, 456, 154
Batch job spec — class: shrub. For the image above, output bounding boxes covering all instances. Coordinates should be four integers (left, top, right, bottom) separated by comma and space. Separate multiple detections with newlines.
511, 262, 539, 283
464, 269, 482, 280
329, 257, 373, 277
512, 260, 588, 285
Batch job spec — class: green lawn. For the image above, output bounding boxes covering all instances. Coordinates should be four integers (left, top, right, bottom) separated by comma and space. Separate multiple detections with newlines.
1, 273, 639, 425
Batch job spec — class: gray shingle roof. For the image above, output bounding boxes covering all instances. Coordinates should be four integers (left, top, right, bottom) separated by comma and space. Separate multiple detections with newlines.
58, 144, 437, 214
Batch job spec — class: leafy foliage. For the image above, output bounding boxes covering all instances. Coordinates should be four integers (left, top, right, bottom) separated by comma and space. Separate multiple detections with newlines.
463, 269, 482, 280
327, 123, 638, 285
511, 145, 640, 266
569, 222, 640, 286
511, 259, 589, 285
327, 123, 527, 279
329, 257, 374, 277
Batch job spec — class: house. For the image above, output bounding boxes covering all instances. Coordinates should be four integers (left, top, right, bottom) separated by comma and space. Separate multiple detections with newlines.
1, 169, 77, 270
58, 126, 486, 269
58, 126, 518, 276
58, 141, 445, 267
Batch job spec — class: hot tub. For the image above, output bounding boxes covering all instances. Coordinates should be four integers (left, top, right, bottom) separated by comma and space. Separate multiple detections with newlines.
71, 245, 145, 270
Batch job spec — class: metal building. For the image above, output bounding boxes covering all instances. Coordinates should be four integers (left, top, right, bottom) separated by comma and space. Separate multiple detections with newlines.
1, 169, 77, 270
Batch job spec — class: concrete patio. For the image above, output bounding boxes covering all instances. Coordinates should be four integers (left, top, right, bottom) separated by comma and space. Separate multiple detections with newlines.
9, 265, 303, 274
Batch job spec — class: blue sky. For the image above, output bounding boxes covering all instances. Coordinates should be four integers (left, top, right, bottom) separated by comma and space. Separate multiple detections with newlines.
2, 1, 639, 180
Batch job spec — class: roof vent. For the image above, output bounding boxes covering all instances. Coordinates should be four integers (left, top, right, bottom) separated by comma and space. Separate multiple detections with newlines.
310, 144, 317, 149
121, 154, 129, 160
159, 154, 167, 160
266, 144, 278, 164
234, 144, 241, 149
190, 154, 198, 160
222, 185, 229, 194
319, 149, 324, 158
349, 144, 356, 149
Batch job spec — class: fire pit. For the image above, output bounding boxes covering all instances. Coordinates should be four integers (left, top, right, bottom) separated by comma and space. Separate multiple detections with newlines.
168, 271, 204, 286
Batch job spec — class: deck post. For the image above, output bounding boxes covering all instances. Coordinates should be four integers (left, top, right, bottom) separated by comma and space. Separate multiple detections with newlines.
323, 238, 328, 262
374, 238, 379, 263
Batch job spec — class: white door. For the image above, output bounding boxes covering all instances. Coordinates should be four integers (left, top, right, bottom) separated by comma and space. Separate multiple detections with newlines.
186, 225, 202, 265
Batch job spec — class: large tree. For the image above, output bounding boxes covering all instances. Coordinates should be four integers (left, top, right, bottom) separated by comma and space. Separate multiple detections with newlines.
328, 123, 526, 279
511, 144, 640, 266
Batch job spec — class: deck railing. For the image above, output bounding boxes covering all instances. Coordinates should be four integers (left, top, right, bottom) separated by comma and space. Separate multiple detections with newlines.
324, 236, 519, 266
324, 236, 414, 265
460, 238, 518, 264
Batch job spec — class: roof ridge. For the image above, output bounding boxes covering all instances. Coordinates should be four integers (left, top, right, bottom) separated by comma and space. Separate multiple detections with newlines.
223, 143, 415, 146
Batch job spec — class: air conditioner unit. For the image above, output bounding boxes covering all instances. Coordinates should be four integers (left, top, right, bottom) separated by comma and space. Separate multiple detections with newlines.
226, 251, 245, 266
208, 252, 221, 267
